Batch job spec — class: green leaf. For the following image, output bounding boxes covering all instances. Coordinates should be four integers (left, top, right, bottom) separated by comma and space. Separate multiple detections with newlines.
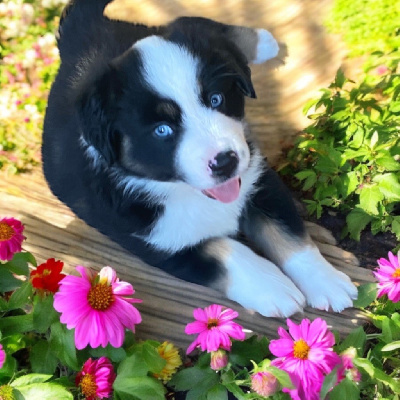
222, 383, 247, 400
33, 295, 60, 333
5, 281, 33, 311
295, 170, 316, 181
113, 376, 166, 400
375, 156, 400, 171
230, 335, 270, 367
328, 377, 360, 400
320, 367, 339, 399
346, 208, 372, 240
315, 155, 339, 174
49, 322, 79, 371
369, 130, 379, 149
117, 351, 149, 380
337, 326, 367, 354
334, 69, 346, 89
302, 98, 320, 115
13, 383, 73, 400
169, 366, 219, 392
11, 374, 52, 387
0, 267, 23, 293
354, 358, 400, 392
359, 185, 384, 215
89, 344, 127, 363
266, 366, 294, 389
0, 313, 34, 335
0, 351, 17, 379
30, 340, 59, 375
5, 252, 37, 276
207, 384, 228, 400
342, 171, 359, 197
352, 283, 377, 308
141, 342, 166, 374
392, 217, 400, 239
381, 340, 400, 352
373, 173, 400, 201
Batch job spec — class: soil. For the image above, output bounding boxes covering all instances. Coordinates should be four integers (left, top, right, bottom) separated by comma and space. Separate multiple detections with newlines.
311, 210, 398, 271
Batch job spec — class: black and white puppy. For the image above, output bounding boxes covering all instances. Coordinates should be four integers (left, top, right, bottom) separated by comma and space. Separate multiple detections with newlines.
42, 0, 357, 317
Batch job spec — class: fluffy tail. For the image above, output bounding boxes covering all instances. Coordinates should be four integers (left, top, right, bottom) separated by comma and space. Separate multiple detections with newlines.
56, 0, 113, 60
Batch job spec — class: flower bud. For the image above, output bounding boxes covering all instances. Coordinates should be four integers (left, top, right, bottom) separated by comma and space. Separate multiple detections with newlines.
251, 371, 278, 397
210, 349, 228, 371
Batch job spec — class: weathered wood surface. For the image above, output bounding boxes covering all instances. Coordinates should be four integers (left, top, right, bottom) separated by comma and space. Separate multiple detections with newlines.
0, 170, 374, 349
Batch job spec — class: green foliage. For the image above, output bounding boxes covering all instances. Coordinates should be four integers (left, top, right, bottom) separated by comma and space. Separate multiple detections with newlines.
326, 0, 400, 57
283, 51, 400, 240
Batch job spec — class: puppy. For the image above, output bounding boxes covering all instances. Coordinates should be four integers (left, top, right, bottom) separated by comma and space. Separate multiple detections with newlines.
42, 0, 357, 317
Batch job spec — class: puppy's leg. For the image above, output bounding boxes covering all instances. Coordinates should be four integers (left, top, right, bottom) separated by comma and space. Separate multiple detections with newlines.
158, 237, 305, 317
241, 167, 358, 312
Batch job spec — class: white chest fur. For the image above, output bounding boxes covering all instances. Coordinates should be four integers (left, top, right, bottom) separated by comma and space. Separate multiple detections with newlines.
143, 151, 264, 253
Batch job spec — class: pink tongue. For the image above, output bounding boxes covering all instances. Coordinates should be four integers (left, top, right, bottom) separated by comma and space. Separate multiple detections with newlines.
204, 177, 241, 203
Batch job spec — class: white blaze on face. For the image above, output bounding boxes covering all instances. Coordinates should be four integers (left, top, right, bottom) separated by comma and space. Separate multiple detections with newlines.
133, 36, 250, 190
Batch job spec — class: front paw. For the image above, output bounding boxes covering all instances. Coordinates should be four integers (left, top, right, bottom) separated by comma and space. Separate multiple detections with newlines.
225, 251, 305, 317
283, 246, 358, 312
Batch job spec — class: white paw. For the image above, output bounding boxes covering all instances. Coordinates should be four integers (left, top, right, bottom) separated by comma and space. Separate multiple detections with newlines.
222, 239, 305, 317
252, 29, 280, 64
283, 246, 358, 312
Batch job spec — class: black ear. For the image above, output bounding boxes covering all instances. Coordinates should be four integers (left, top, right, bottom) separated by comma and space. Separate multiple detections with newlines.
77, 66, 121, 165
235, 65, 256, 99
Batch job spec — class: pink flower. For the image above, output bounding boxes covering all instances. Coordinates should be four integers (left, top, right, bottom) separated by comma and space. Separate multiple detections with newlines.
337, 347, 361, 382
210, 349, 228, 370
185, 304, 245, 354
251, 371, 279, 397
0, 344, 6, 369
373, 251, 400, 302
0, 217, 25, 261
76, 357, 116, 400
54, 266, 142, 349
270, 318, 341, 400
375, 65, 389, 75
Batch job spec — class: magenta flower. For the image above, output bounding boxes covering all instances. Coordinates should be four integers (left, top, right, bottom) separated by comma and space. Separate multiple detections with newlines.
373, 251, 400, 302
0, 217, 25, 261
54, 266, 142, 349
185, 304, 245, 354
76, 357, 116, 400
251, 371, 279, 397
270, 318, 341, 400
0, 344, 6, 369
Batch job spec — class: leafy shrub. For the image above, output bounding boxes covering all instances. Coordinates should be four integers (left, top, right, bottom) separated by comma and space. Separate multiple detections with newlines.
326, 0, 400, 56
280, 51, 400, 240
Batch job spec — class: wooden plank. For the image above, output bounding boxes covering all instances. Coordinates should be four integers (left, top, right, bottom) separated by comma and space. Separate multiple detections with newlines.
0, 170, 373, 349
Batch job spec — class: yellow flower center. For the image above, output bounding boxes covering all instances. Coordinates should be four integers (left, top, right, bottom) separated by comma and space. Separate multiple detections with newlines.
80, 374, 97, 398
0, 222, 14, 242
207, 318, 219, 329
293, 339, 310, 360
392, 268, 400, 278
42, 268, 51, 276
87, 283, 114, 311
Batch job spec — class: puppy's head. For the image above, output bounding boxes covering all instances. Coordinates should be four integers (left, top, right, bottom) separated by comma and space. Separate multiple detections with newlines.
78, 17, 279, 203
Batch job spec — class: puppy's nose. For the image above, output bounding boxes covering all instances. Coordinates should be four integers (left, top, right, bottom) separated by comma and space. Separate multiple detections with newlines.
209, 151, 239, 178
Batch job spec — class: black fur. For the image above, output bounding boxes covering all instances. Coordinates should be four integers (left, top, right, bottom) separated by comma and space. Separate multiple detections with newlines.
43, 0, 344, 318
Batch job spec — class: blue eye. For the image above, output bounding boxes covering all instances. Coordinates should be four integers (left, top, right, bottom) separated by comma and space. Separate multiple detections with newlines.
210, 93, 223, 108
154, 124, 173, 137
